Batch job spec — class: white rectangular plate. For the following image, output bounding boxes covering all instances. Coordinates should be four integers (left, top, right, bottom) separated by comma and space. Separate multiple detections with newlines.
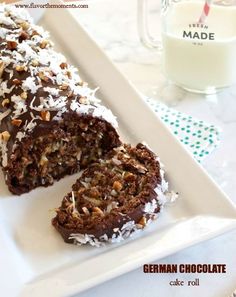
0, 7, 236, 297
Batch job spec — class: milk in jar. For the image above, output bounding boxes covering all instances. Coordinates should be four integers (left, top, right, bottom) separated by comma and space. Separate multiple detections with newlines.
162, 1, 236, 93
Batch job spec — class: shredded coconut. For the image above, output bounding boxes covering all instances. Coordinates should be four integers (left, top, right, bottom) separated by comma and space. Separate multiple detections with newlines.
22, 77, 39, 94
11, 95, 27, 118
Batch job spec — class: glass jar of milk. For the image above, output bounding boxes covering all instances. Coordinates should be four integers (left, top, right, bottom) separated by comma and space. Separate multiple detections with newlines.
138, 0, 236, 94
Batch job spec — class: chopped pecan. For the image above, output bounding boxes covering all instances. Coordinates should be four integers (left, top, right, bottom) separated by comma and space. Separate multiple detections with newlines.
41, 110, 50, 121
78, 122, 88, 131
77, 81, 86, 87
66, 71, 72, 79
138, 216, 147, 228
12, 78, 21, 85
113, 181, 123, 192
7, 40, 18, 50
39, 155, 48, 166
20, 91, 27, 100
40, 40, 50, 49
59, 84, 69, 91
31, 59, 39, 67
1, 99, 10, 107
92, 207, 104, 216
0, 61, 5, 78
38, 71, 49, 82
84, 196, 102, 206
60, 62, 68, 69
79, 97, 88, 104
19, 31, 29, 42
90, 187, 99, 198
124, 172, 135, 182
31, 30, 40, 37
11, 118, 22, 127
15, 65, 27, 72
20, 21, 30, 30
0, 131, 10, 142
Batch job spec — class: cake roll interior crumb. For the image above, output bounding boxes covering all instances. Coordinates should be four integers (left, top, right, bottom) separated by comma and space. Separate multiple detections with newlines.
6, 114, 120, 195
54, 144, 161, 232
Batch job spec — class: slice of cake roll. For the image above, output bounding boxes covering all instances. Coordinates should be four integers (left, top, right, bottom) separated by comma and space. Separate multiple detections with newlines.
52, 143, 170, 247
0, 5, 120, 194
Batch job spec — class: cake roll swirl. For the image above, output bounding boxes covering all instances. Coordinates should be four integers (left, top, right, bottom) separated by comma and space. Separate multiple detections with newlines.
52, 143, 170, 247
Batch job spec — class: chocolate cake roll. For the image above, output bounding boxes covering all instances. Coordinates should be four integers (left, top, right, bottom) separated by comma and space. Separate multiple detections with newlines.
52, 143, 170, 247
0, 5, 120, 194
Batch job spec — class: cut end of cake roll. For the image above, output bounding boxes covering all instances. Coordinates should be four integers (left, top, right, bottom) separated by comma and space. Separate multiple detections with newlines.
5, 114, 121, 195
52, 143, 171, 247
0, 4, 121, 194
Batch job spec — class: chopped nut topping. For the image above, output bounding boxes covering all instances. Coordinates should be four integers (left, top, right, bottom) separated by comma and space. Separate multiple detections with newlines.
20, 21, 30, 30
19, 31, 29, 42
59, 84, 69, 91
12, 78, 21, 85
7, 40, 18, 50
0, 61, 5, 78
11, 118, 22, 127
39, 155, 48, 166
138, 217, 147, 228
78, 122, 88, 131
90, 187, 99, 198
77, 81, 86, 87
60, 62, 68, 69
92, 207, 104, 216
79, 97, 88, 104
66, 71, 72, 79
84, 197, 102, 206
15, 65, 27, 72
0, 131, 10, 142
124, 172, 135, 182
2, 99, 10, 107
113, 181, 123, 192
20, 91, 27, 100
38, 71, 49, 82
67, 91, 74, 98
40, 40, 50, 49
31, 59, 39, 67
31, 30, 40, 37
77, 188, 86, 195
41, 110, 50, 121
